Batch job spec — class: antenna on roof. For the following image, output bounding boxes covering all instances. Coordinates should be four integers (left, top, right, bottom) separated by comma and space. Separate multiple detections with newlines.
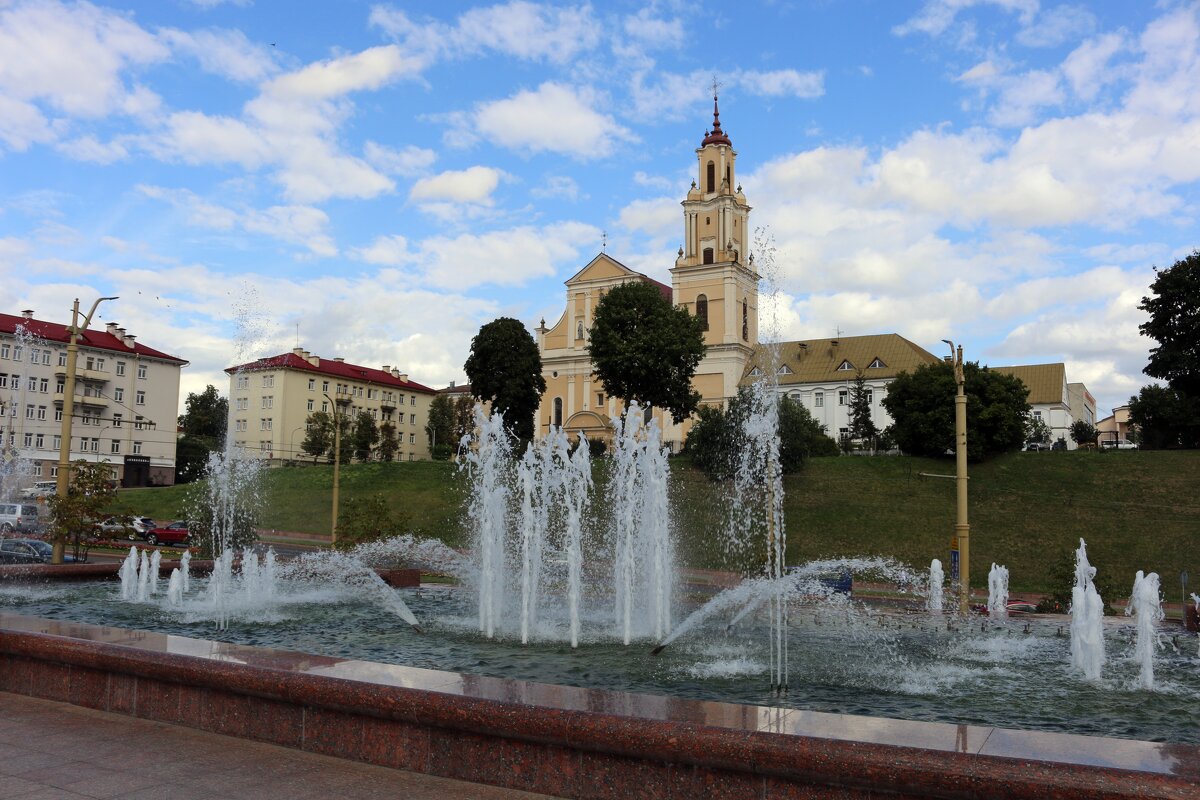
295, 322, 300, 348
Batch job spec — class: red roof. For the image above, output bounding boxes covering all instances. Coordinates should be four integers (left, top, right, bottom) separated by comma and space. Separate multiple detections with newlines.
0, 313, 187, 364
225, 352, 436, 394
645, 276, 673, 303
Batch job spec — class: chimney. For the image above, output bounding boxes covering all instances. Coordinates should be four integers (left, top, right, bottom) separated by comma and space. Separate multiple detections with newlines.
391, 368, 400, 379
123, 334, 136, 348
449, 380, 456, 388
398, 373, 407, 382
307, 354, 320, 366
381, 365, 390, 374
106, 322, 120, 335
292, 347, 304, 357
21, 310, 33, 320
943, 355, 954, 364
334, 357, 345, 363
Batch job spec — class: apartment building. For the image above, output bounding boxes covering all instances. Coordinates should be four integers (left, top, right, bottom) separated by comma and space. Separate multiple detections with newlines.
0, 310, 187, 488
225, 347, 437, 464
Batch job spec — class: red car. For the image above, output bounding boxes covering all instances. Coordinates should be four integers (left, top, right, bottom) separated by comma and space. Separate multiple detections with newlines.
144, 521, 191, 547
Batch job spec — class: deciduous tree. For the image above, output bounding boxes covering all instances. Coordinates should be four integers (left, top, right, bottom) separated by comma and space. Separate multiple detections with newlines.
1069, 420, 1098, 447
588, 280, 706, 423
351, 411, 379, 462
301, 411, 333, 463
464, 318, 546, 445
1139, 250, 1200, 396
48, 460, 116, 563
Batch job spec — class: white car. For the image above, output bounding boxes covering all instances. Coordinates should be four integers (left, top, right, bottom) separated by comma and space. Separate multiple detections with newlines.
19, 480, 58, 500
1101, 440, 1138, 450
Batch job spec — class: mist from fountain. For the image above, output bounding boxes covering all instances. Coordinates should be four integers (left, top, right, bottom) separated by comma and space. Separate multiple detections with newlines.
1069, 539, 1105, 680
119, 547, 137, 600
1126, 570, 1164, 690
167, 569, 183, 606
987, 563, 1008, 620
928, 560, 944, 614
0, 325, 45, 501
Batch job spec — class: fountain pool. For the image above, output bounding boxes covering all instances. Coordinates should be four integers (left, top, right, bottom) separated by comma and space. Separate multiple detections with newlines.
3, 570, 1198, 744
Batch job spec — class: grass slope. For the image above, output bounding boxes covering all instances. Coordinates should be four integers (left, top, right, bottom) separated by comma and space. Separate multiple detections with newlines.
114, 451, 1200, 595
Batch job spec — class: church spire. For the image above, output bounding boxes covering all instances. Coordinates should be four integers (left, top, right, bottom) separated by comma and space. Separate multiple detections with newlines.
701, 78, 731, 147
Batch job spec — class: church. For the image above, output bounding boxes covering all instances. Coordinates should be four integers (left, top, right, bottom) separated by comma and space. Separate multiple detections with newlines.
535, 94, 758, 451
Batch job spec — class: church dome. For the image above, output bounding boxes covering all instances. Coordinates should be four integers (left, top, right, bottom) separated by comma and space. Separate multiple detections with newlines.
701, 94, 731, 147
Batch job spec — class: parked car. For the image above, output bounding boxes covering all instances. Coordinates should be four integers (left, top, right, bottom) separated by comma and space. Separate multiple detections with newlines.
1101, 440, 1138, 450
144, 521, 191, 547
93, 515, 156, 540
0, 538, 76, 564
0, 503, 42, 534
19, 480, 58, 500
1024, 442, 1050, 452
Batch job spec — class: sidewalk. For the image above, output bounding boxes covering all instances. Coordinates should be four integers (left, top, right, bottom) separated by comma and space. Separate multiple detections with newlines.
0, 693, 560, 800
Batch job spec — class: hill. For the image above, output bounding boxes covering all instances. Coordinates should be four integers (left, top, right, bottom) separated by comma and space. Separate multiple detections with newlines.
114, 450, 1200, 596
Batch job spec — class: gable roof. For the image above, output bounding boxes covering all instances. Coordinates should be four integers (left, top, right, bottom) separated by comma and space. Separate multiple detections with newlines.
565, 252, 673, 303
991, 364, 1067, 405
0, 313, 187, 364
746, 334, 939, 386
225, 352, 435, 394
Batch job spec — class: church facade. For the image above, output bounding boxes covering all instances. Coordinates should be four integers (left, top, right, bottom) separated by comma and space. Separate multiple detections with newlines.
535, 97, 758, 450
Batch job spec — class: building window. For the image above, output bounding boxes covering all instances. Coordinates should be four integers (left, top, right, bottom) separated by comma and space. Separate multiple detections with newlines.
23, 433, 32, 447
321, 401, 329, 413
12, 346, 21, 360
0, 344, 8, 358
137, 364, 147, 379
55, 379, 63, 394
706, 160, 715, 193
322, 381, 329, 392
815, 392, 824, 408
868, 358, 886, 369
36, 406, 46, 420
38, 378, 47, 392
262, 374, 274, 388
866, 389, 874, 405
410, 396, 416, 406
777, 364, 793, 375
742, 300, 748, 341
113, 414, 122, 427
114, 388, 124, 402
0, 374, 6, 389
410, 413, 416, 425
703, 247, 714, 264
54, 409, 62, 421
134, 416, 145, 430
409, 433, 415, 444
132, 441, 142, 454
236, 375, 249, 390
308, 379, 315, 390
838, 390, 848, 406
135, 390, 145, 405
597, 393, 605, 406
553, 397, 563, 427
116, 361, 125, 376
111, 440, 120, 454
25, 404, 34, 419
53, 435, 60, 449
307, 399, 314, 412
837, 360, 854, 371
27, 376, 36, 391
695, 294, 708, 330
262, 396, 273, 409
58, 351, 66, 366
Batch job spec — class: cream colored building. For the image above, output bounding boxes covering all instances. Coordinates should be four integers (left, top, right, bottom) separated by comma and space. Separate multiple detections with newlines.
992, 364, 1083, 448
225, 347, 437, 464
1, 310, 187, 488
536, 96, 758, 450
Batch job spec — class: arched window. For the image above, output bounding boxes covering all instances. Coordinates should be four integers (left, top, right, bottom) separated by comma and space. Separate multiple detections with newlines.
725, 165, 730, 188
742, 300, 749, 341
703, 248, 714, 264
706, 161, 715, 193
696, 294, 708, 330
553, 397, 563, 428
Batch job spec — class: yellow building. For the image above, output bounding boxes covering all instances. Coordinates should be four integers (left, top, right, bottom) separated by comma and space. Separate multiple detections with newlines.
225, 347, 436, 464
536, 95, 758, 450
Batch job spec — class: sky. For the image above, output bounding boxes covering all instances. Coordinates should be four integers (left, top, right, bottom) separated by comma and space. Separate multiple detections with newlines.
1, 0, 1197, 421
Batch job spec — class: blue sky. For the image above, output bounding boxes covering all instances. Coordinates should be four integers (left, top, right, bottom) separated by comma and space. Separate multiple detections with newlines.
1, 0, 1197, 420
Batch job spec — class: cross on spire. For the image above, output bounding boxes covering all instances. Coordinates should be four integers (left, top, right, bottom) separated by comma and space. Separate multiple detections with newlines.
711, 74, 722, 99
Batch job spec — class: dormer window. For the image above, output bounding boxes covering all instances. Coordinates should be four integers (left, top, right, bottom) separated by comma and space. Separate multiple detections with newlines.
868, 358, 887, 369
776, 364, 793, 375
837, 360, 854, 371
749, 366, 762, 377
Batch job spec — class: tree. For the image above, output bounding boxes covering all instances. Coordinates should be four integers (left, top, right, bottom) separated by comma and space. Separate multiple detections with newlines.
1128, 384, 1200, 449
175, 435, 213, 483
881, 361, 1029, 461
301, 411, 333, 463
332, 495, 411, 551
1069, 420, 1098, 447
178, 385, 228, 445
588, 280, 706, 423
1139, 250, 1200, 397
47, 460, 116, 563
1025, 415, 1051, 445
351, 411, 379, 462
378, 422, 399, 462
464, 318, 546, 444
425, 394, 456, 459
686, 390, 837, 480
847, 372, 879, 442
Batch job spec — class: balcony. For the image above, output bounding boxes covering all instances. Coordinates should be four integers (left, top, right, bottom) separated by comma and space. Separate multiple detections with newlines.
54, 394, 109, 410
54, 368, 109, 383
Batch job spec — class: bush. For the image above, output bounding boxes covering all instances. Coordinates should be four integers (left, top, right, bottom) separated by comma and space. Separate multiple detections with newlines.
334, 494, 411, 551
1035, 544, 1120, 615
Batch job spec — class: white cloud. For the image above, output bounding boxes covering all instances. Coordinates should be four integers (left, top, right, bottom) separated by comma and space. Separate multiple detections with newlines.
414, 221, 599, 290
737, 69, 825, 99
1062, 32, 1127, 101
471, 82, 634, 158
364, 142, 437, 176
531, 175, 582, 201
617, 197, 678, 242
633, 171, 675, 191
988, 69, 1064, 127
161, 27, 280, 83
352, 235, 411, 266
630, 70, 709, 121
1016, 5, 1096, 48
370, 2, 601, 66
55, 135, 129, 163
410, 166, 503, 204
894, 0, 1038, 39
622, 9, 685, 50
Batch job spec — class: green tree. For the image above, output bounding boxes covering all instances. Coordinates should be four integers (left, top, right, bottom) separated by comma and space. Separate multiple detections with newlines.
333, 495, 411, 551
175, 435, 213, 483
178, 385, 228, 445
881, 361, 1029, 461
847, 372, 879, 442
1139, 250, 1200, 397
1069, 420, 1098, 447
588, 280, 706, 423
378, 422, 399, 462
1128, 384, 1200, 449
301, 411, 333, 463
351, 411, 379, 462
47, 460, 117, 563
425, 394, 456, 459
1025, 415, 1051, 445
464, 317, 546, 445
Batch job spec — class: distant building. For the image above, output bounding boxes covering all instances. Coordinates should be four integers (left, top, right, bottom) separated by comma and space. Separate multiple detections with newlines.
1095, 405, 1134, 445
0, 310, 187, 487
1068, 382, 1097, 432
750, 334, 941, 441
992, 364, 1092, 449
225, 347, 437, 464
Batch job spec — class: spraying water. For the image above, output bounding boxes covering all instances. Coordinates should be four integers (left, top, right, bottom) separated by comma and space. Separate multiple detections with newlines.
928, 559, 944, 614
1126, 570, 1164, 690
167, 569, 183, 606
987, 563, 1008, 620
1069, 539, 1105, 681
148, 550, 162, 596
119, 547, 138, 600
180, 550, 191, 593
463, 406, 513, 639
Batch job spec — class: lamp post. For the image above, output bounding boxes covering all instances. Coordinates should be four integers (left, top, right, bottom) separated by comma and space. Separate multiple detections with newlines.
942, 339, 970, 614
323, 394, 341, 546
52, 296, 118, 564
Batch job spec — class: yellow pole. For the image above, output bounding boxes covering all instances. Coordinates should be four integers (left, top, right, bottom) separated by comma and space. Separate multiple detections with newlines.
53, 296, 117, 564
951, 344, 970, 614
324, 393, 341, 546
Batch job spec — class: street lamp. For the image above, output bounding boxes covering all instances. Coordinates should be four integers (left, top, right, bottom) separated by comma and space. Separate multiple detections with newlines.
942, 339, 970, 614
52, 295, 118, 564
323, 393, 341, 546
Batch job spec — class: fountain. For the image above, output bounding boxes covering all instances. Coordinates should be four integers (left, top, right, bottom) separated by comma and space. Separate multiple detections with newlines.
1127, 570, 1165, 690
1070, 539, 1106, 680
928, 559, 944, 613
987, 562, 1008, 620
